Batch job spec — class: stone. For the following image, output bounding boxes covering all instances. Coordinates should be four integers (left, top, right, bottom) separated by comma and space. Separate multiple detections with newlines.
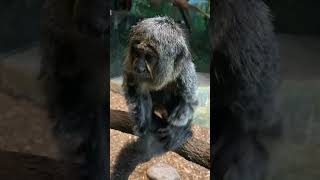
147, 163, 180, 180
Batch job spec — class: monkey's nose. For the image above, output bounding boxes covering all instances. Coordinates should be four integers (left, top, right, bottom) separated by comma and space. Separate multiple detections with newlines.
135, 66, 146, 73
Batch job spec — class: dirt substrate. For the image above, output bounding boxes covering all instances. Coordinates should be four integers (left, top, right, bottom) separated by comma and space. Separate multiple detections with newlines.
0, 92, 59, 158
110, 129, 210, 180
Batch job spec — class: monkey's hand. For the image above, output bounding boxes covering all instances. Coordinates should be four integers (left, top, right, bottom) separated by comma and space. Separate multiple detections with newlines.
155, 100, 196, 149
157, 123, 192, 150
167, 101, 196, 127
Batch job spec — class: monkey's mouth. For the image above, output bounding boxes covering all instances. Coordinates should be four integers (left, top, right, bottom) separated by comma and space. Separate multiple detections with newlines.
133, 71, 152, 81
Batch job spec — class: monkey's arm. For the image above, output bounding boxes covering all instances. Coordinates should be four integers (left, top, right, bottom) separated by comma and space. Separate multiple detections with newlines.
123, 72, 153, 136
168, 62, 198, 127
156, 63, 197, 150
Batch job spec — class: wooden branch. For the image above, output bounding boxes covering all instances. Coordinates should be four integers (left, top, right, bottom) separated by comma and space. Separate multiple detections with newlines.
110, 109, 210, 169
175, 136, 211, 169
110, 109, 135, 135
0, 150, 66, 180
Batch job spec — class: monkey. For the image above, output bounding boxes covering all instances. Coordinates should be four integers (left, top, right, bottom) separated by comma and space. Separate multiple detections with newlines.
210, 0, 282, 179
39, 0, 108, 179
122, 16, 198, 151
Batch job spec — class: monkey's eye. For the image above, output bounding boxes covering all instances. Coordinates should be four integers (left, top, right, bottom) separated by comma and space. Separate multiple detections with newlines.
132, 51, 138, 58
131, 48, 139, 58
145, 54, 153, 63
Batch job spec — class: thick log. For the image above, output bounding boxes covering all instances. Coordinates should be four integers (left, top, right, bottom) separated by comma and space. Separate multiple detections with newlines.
0, 150, 66, 180
110, 109, 211, 169
175, 136, 211, 169
110, 109, 134, 134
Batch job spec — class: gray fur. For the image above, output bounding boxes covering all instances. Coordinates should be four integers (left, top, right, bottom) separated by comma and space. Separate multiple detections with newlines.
122, 16, 198, 150
211, 0, 282, 180
39, 0, 108, 179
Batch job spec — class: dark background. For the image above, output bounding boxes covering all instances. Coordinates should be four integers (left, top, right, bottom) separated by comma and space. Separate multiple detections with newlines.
0, 0, 319, 54
266, 0, 320, 35
0, 0, 42, 53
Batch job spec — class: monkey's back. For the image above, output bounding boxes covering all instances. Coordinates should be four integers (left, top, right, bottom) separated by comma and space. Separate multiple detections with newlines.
212, 0, 281, 136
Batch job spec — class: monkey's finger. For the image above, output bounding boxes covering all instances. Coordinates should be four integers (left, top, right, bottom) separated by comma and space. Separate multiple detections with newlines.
157, 127, 169, 133
157, 127, 171, 139
157, 130, 169, 138
158, 136, 171, 148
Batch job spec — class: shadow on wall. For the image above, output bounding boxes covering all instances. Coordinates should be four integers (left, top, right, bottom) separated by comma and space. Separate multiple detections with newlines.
267, 0, 320, 35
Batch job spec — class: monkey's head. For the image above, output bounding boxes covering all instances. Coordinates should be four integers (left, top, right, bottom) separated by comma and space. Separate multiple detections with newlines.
124, 16, 192, 90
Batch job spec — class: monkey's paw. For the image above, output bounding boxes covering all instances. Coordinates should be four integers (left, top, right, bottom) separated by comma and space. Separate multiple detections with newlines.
167, 105, 193, 127
157, 125, 192, 150
133, 124, 148, 137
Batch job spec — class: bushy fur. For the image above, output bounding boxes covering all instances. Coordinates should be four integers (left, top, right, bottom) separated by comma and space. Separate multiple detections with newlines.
211, 0, 282, 179
123, 16, 198, 151
39, 0, 108, 179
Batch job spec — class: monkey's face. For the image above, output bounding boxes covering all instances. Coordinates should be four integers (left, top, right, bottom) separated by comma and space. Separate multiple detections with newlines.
130, 40, 158, 82
124, 16, 191, 90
